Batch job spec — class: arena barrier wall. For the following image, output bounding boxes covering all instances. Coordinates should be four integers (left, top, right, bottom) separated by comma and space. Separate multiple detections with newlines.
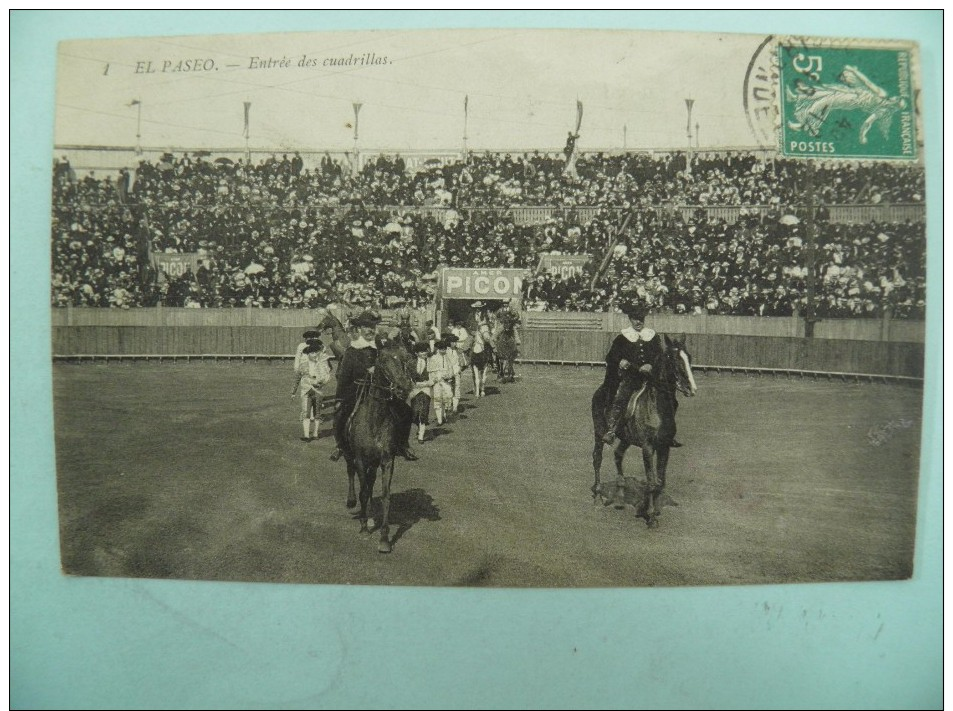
51, 307, 432, 328
52, 308, 924, 343
518, 331, 923, 378
51, 326, 924, 380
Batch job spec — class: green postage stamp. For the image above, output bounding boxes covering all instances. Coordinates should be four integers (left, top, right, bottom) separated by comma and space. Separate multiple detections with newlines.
779, 43, 917, 160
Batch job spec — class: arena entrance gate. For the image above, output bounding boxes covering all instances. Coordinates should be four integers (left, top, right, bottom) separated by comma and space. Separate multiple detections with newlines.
435, 267, 526, 330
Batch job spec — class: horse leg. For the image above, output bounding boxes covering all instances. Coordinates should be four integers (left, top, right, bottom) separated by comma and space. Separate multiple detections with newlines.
346, 460, 357, 509
378, 458, 395, 553
357, 455, 376, 534
592, 437, 604, 503
612, 442, 629, 509
475, 365, 485, 397
657, 445, 671, 491
642, 445, 660, 528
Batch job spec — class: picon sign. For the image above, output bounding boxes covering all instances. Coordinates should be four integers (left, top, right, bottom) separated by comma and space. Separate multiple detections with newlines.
439, 268, 527, 299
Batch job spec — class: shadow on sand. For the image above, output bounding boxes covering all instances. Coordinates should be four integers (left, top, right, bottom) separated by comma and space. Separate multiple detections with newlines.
359, 487, 441, 546
599, 477, 679, 520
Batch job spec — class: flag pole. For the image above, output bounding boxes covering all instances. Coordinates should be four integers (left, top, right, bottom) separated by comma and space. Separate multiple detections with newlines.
463, 95, 469, 159
685, 98, 695, 175
353, 102, 363, 172
135, 97, 142, 155
243, 100, 251, 164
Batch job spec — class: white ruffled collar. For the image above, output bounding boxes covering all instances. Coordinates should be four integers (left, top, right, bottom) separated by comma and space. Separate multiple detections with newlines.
620, 327, 656, 342
351, 336, 377, 349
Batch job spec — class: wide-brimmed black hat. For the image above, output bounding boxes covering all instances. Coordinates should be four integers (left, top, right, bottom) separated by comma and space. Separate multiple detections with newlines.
412, 342, 430, 354
619, 300, 649, 321
435, 338, 449, 350
302, 329, 321, 339
441, 332, 460, 343
351, 310, 382, 328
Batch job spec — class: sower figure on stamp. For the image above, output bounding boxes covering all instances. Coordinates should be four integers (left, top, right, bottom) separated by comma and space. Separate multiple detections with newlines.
601, 300, 682, 447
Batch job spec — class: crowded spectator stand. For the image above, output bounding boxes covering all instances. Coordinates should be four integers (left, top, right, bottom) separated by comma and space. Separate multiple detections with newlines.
51, 149, 925, 321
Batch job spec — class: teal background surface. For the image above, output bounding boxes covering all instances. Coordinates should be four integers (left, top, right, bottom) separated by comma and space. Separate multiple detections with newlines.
12, 11, 942, 709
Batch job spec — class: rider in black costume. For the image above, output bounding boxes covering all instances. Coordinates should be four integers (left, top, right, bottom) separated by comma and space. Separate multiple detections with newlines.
601, 300, 682, 447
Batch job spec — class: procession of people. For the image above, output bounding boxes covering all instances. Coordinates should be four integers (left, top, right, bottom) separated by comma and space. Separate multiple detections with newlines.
293, 295, 689, 462
294, 301, 524, 464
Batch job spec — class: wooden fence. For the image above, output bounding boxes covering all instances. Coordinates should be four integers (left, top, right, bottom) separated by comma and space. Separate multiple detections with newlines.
50, 307, 925, 378
518, 331, 923, 378
54, 308, 924, 343
53, 326, 306, 357
523, 311, 923, 343
52, 306, 432, 328
52, 327, 925, 378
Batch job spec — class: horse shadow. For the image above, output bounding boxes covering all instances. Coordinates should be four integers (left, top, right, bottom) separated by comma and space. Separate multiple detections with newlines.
424, 425, 451, 441
600, 477, 679, 518
363, 488, 441, 544
482, 386, 501, 397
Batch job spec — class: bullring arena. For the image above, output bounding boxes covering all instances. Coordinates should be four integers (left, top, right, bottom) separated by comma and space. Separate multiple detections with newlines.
51, 131, 927, 587
52, 305, 923, 587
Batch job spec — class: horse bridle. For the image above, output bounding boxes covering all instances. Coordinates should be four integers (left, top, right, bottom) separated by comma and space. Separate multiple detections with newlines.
358, 354, 410, 402
664, 343, 693, 396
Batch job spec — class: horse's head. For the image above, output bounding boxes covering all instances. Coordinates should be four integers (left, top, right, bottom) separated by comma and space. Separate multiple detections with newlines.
374, 344, 414, 400
662, 333, 697, 398
315, 307, 343, 333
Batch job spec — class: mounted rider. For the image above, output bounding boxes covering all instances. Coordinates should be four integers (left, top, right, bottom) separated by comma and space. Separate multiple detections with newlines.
601, 300, 682, 447
393, 307, 418, 353
330, 310, 418, 462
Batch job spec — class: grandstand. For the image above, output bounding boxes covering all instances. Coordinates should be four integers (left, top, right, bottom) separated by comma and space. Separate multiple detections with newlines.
51, 147, 926, 318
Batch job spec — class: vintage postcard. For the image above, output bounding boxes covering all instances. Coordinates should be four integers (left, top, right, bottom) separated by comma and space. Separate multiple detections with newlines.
51, 28, 926, 587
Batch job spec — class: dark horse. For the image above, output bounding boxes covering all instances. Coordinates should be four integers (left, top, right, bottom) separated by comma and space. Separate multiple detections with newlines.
343, 345, 415, 553
316, 307, 351, 360
393, 316, 418, 355
591, 334, 697, 527
495, 311, 520, 383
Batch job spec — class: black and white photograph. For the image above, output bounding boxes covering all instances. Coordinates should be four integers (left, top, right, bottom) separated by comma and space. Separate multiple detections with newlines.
50, 27, 927, 587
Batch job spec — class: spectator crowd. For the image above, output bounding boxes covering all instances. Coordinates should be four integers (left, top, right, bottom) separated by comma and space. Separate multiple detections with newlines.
51, 150, 926, 318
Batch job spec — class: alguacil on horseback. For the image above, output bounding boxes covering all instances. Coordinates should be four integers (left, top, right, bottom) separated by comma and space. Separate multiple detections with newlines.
600, 301, 682, 447
591, 299, 698, 528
